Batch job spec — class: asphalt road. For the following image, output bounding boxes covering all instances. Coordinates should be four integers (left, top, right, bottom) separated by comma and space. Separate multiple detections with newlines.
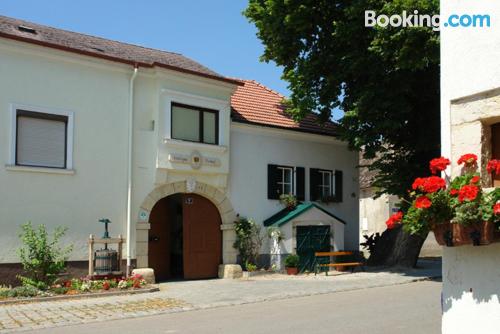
26, 280, 441, 334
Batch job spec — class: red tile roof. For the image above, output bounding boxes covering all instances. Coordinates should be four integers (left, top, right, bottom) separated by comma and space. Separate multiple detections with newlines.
231, 80, 339, 137
0, 15, 240, 85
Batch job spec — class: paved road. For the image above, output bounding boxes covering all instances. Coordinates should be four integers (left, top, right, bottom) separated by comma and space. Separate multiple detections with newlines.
27, 281, 441, 334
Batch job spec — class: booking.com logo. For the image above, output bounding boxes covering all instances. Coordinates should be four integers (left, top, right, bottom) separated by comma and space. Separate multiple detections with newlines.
365, 10, 491, 31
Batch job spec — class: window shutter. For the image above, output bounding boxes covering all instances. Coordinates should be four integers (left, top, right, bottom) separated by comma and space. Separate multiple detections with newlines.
309, 168, 321, 201
334, 170, 343, 202
295, 167, 305, 201
16, 115, 67, 168
267, 164, 280, 199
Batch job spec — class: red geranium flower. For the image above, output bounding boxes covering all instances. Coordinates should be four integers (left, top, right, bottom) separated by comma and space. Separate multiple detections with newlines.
470, 176, 480, 184
450, 189, 459, 196
457, 153, 477, 165
458, 185, 479, 202
415, 196, 432, 209
494, 203, 500, 215
102, 281, 110, 290
412, 176, 446, 193
487, 159, 500, 175
423, 176, 446, 193
412, 177, 425, 191
385, 212, 403, 229
429, 157, 451, 174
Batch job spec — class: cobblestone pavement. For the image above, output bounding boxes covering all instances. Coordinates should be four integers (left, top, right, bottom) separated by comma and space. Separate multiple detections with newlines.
2, 259, 441, 333
0, 296, 188, 332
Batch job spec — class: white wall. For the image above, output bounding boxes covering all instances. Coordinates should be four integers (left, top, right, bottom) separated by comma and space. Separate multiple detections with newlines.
0, 38, 237, 263
440, 0, 500, 158
0, 39, 130, 261
441, 1, 500, 333
229, 123, 359, 252
279, 209, 345, 254
442, 244, 500, 333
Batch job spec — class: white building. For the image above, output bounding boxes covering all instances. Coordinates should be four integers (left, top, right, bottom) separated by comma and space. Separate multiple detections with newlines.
441, 1, 500, 333
0, 16, 358, 282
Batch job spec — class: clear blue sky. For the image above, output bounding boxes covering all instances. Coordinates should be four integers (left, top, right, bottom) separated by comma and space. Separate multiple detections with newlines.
0, 0, 290, 96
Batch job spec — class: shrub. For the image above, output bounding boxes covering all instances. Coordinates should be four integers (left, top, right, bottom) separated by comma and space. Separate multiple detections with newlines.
245, 262, 257, 272
233, 217, 263, 270
17, 222, 73, 290
284, 254, 299, 268
5, 286, 39, 298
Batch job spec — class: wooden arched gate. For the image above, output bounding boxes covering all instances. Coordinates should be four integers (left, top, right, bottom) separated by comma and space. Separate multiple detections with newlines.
148, 193, 222, 280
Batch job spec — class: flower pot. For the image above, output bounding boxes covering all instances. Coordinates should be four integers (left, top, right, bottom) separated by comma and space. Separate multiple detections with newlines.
452, 222, 495, 246
335, 265, 346, 272
286, 267, 298, 275
432, 222, 453, 246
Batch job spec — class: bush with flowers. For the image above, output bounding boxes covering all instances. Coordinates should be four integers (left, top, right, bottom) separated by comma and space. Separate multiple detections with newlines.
0, 274, 148, 300
386, 153, 500, 246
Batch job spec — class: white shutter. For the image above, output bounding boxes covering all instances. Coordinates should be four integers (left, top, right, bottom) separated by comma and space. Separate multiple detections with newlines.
17, 115, 67, 168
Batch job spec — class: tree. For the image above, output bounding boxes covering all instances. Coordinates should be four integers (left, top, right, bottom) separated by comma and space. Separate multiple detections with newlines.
245, 0, 440, 267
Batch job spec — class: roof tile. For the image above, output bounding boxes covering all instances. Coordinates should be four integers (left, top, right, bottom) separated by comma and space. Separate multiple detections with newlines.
0, 15, 238, 84
231, 80, 338, 136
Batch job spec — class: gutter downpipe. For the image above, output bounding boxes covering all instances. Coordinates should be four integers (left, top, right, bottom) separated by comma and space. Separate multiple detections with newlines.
126, 63, 138, 277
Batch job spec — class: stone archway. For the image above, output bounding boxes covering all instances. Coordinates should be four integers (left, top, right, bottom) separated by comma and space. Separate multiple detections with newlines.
135, 180, 237, 271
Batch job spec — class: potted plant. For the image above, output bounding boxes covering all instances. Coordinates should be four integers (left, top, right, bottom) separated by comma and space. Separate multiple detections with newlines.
279, 194, 298, 210
284, 254, 299, 275
385, 154, 500, 247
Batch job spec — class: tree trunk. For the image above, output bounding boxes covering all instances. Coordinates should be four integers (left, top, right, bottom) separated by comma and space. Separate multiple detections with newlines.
367, 225, 427, 268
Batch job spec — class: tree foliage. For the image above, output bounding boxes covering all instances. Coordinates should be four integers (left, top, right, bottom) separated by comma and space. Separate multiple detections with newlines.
245, 0, 440, 197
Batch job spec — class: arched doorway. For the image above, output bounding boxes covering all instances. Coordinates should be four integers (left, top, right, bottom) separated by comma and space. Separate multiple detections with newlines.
148, 193, 222, 281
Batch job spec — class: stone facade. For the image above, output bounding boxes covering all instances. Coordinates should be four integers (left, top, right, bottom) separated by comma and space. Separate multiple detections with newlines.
450, 88, 500, 184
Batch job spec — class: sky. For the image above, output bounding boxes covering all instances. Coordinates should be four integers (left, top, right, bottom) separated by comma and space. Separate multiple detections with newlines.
0, 0, 290, 96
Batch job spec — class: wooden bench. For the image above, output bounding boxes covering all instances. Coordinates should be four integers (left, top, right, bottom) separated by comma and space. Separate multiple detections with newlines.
314, 251, 364, 276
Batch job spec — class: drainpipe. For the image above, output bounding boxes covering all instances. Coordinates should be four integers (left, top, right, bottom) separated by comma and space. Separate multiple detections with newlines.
126, 64, 138, 276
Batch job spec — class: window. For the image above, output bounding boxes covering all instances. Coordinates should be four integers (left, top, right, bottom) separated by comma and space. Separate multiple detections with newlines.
310, 168, 343, 202
267, 164, 305, 200
15, 109, 70, 169
277, 166, 294, 195
171, 103, 218, 144
319, 170, 333, 197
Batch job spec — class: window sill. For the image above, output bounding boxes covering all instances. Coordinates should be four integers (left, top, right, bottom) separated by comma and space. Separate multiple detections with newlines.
164, 138, 227, 153
5, 165, 75, 175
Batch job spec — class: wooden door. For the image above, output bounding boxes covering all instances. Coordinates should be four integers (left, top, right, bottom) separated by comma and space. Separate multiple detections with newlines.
148, 198, 171, 281
296, 225, 331, 272
183, 194, 222, 279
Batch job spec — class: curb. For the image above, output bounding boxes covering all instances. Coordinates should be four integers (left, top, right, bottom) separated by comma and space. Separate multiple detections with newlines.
0, 286, 160, 306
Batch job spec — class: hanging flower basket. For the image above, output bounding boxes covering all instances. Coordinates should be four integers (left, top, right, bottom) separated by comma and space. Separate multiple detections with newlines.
453, 221, 496, 246
432, 222, 453, 246
433, 222, 498, 247
385, 153, 500, 249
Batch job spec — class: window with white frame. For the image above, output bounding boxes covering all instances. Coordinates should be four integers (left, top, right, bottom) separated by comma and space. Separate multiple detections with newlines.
13, 107, 73, 169
319, 170, 333, 197
277, 166, 294, 195
171, 103, 218, 145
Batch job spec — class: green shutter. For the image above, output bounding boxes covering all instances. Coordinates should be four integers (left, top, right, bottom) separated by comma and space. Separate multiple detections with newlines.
309, 168, 321, 201
268, 164, 280, 199
296, 167, 305, 201
334, 170, 343, 202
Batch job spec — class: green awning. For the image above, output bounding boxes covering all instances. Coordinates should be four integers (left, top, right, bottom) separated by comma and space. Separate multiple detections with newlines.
263, 202, 347, 227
